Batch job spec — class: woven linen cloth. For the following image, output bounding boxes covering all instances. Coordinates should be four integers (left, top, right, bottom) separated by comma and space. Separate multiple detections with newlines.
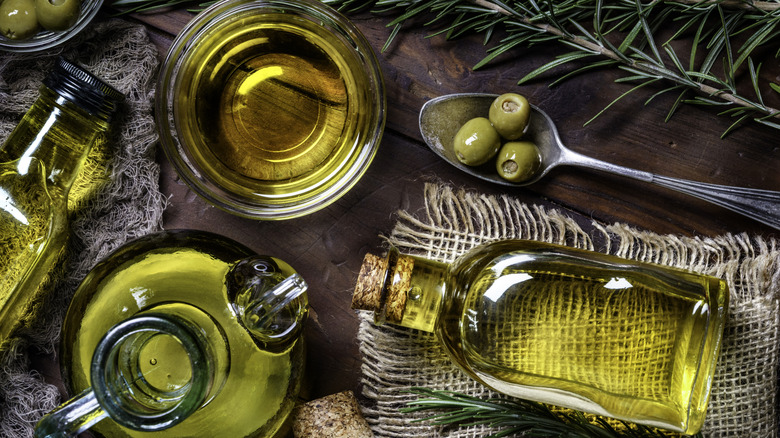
357, 182, 779, 438
0, 19, 165, 437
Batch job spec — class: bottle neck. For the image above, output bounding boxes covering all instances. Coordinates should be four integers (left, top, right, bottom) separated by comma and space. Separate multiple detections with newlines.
35, 312, 220, 437
353, 247, 447, 333
2, 87, 110, 191
94, 312, 218, 430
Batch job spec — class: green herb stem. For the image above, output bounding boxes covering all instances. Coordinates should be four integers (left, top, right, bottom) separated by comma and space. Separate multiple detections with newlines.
434, 0, 780, 133
402, 388, 706, 438
117, 0, 780, 133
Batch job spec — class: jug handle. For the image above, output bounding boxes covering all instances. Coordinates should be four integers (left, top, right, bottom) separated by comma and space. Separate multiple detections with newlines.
244, 273, 307, 328
243, 272, 308, 350
34, 388, 107, 438
228, 255, 309, 352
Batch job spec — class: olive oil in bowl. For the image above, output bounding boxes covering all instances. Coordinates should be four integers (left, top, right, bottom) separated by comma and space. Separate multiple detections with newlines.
157, 0, 385, 219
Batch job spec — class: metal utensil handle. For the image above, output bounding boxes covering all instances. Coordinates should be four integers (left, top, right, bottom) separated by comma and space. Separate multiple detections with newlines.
651, 175, 780, 230
563, 149, 780, 230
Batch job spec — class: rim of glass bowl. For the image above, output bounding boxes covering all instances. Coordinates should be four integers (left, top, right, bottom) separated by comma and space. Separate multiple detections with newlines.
0, 0, 104, 52
155, 0, 386, 221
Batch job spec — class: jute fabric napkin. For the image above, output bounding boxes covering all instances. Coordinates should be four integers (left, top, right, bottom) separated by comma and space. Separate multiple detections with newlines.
0, 19, 165, 437
358, 182, 779, 437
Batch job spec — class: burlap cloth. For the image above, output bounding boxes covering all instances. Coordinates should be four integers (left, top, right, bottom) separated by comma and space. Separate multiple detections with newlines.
0, 19, 165, 437
358, 182, 779, 437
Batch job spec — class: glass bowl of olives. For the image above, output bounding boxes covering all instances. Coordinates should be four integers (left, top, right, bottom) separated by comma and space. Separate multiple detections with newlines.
0, 0, 102, 52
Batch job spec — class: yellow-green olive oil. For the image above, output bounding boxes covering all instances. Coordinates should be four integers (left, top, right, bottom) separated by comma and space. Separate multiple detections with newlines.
175, 12, 372, 200
0, 159, 66, 336
453, 264, 708, 429
443, 244, 726, 434
0, 60, 121, 346
61, 234, 305, 437
356, 240, 728, 434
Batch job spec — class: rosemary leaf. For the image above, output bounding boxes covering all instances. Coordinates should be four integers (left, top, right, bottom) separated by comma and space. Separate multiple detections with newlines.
548, 58, 618, 86
117, 0, 780, 134
516, 51, 597, 84
733, 20, 778, 73
401, 388, 706, 438
584, 77, 661, 126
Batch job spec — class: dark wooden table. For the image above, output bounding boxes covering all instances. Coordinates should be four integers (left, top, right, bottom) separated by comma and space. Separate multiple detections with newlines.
129, 5, 779, 407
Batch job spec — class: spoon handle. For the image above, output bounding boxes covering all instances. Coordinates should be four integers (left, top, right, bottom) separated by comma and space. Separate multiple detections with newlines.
650, 175, 780, 230
562, 149, 780, 230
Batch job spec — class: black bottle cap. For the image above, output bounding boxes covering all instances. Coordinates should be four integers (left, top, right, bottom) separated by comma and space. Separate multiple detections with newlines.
43, 57, 126, 122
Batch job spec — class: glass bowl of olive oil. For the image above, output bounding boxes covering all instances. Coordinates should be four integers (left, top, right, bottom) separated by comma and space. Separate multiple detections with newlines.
156, 0, 386, 220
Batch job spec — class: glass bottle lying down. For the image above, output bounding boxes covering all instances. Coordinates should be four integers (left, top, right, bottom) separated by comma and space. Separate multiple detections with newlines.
353, 239, 728, 435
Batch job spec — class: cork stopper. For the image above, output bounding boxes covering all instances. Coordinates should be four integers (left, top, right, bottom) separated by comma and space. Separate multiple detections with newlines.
351, 253, 388, 311
385, 255, 413, 323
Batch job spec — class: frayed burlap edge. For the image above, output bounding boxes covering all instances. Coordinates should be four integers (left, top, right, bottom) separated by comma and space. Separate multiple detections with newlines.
357, 182, 779, 438
0, 19, 165, 438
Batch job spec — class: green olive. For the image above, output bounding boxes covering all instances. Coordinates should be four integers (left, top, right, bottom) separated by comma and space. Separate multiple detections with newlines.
495, 141, 541, 183
489, 93, 531, 140
453, 117, 501, 166
0, 0, 38, 40
36, 0, 80, 31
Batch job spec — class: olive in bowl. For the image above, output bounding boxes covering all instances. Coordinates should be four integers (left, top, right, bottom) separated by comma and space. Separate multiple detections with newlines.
0, 0, 39, 40
489, 93, 531, 140
0, 0, 93, 52
496, 140, 541, 183
453, 117, 501, 166
37, 0, 81, 31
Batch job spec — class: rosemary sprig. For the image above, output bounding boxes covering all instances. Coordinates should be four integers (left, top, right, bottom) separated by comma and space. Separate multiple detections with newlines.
322, 0, 780, 135
115, 0, 780, 134
402, 388, 706, 438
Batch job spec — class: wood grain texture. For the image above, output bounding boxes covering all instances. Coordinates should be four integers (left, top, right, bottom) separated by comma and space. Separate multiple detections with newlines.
133, 7, 779, 405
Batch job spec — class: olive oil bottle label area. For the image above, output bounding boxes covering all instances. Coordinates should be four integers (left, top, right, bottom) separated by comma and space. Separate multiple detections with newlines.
461, 269, 705, 426
175, 12, 370, 194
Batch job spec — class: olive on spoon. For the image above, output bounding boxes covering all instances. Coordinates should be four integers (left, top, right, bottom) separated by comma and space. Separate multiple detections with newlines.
419, 93, 780, 231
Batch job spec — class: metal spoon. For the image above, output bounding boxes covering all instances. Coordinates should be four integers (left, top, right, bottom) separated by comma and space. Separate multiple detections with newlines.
419, 92, 780, 231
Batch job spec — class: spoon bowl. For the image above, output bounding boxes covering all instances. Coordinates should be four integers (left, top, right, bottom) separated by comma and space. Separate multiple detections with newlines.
419, 92, 780, 230
420, 93, 568, 187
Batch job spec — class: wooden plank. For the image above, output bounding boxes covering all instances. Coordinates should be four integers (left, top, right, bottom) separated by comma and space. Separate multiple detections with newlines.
148, 6, 780, 402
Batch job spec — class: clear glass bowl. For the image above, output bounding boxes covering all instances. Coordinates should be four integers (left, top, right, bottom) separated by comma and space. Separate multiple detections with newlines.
0, 0, 103, 52
156, 0, 386, 220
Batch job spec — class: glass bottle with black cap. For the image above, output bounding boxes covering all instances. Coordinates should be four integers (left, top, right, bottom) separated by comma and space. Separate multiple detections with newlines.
0, 57, 124, 346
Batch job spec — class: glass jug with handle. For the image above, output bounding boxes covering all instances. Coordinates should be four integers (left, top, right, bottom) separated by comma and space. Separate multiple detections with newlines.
35, 230, 308, 437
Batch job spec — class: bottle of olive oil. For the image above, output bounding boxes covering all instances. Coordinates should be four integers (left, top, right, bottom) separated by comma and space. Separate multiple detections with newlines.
37, 230, 308, 438
0, 57, 123, 346
352, 240, 729, 435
